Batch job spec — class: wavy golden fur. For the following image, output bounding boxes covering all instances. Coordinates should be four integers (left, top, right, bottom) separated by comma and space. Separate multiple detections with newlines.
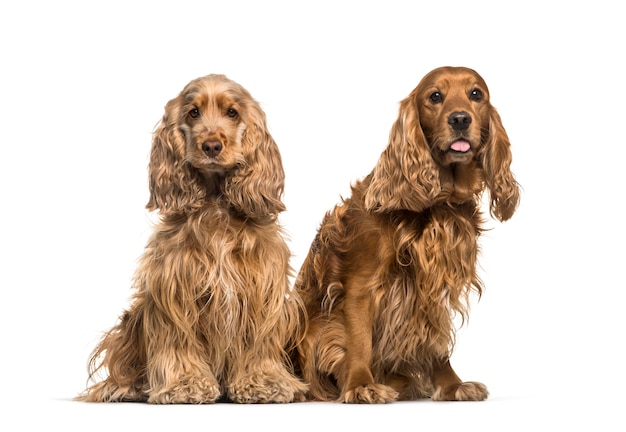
78, 74, 307, 403
295, 66, 520, 403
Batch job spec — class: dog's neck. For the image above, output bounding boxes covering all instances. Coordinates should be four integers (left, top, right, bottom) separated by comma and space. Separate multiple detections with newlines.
437, 161, 484, 204
200, 171, 228, 198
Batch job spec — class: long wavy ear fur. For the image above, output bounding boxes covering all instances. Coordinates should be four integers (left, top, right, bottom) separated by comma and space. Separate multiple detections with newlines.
224, 101, 286, 221
482, 108, 520, 221
364, 93, 440, 213
146, 96, 205, 215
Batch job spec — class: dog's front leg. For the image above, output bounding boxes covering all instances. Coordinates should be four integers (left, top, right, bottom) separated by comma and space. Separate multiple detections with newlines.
337, 282, 399, 404
141, 277, 222, 404
430, 358, 488, 401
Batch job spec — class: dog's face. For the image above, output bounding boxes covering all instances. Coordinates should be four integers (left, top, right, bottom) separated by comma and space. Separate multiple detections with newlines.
415, 67, 492, 167
178, 77, 249, 174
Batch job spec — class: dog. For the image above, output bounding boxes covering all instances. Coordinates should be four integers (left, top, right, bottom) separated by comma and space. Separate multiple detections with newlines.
78, 74, 307, 404
294, 66, 520, 403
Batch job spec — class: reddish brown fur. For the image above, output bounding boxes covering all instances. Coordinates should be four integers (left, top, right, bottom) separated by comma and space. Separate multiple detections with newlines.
295, 67, 519, 403
78, 75, 307, 404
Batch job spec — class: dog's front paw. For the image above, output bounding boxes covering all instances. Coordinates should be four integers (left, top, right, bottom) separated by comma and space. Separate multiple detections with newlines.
148, 377, 221, 404
340, 384, 399, 404
432, 381, 488, 401
228, 373, 308, 404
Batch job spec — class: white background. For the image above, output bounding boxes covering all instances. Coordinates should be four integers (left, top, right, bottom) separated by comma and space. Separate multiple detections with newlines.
1, 1, 624, 430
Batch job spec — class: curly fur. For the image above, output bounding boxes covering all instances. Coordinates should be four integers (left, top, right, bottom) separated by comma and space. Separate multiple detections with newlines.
295, 66, 520, 403
78, 74, 307, 404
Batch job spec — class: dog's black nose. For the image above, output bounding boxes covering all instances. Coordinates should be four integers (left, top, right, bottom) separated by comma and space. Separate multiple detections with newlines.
202, 141, 223, 157
448, 112, 472, 131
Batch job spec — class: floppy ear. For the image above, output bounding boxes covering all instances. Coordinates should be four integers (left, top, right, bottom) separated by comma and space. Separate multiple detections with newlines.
146, 96, 205, 215
482, 107, 520, 221
364, 94, 440, 213
224, 102, 286, 221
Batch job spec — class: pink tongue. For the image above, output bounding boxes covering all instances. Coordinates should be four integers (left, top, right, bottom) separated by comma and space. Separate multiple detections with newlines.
450, 140, 470, 152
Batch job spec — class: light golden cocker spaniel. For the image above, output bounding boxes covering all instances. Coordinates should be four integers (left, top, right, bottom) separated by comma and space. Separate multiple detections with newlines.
79, 74, 307, 404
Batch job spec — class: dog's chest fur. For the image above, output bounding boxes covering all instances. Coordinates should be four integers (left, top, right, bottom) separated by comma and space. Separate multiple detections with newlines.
149, 203, 290, 349
370, 204, 482, 371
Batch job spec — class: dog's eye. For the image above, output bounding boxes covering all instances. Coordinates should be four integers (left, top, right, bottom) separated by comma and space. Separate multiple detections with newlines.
429, 92, 443, 104
226, 108, 238, 118
188, 108, 200, 119
469, 89, 483, 101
